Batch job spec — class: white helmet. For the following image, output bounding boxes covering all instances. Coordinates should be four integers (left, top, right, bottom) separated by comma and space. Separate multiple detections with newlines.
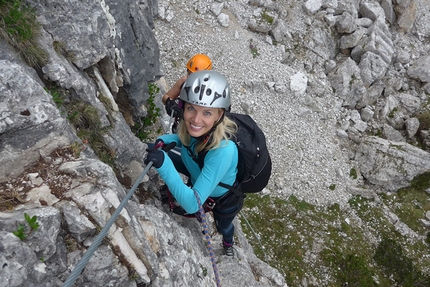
180, 70, 231, 110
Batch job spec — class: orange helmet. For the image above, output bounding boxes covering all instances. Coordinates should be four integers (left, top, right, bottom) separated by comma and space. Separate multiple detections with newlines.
186, 54, 212, 73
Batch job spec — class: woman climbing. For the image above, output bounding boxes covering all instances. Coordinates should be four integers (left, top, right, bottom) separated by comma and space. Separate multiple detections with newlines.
145, 70, 243, 256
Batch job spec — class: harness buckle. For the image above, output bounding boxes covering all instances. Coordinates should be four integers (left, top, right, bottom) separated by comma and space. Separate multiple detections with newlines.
204, 197, 216, 211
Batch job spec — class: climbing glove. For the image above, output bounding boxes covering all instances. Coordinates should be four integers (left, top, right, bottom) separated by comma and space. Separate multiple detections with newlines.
144, 148, 164, 168
165, 98, 182, 118
144, 140, 177, 168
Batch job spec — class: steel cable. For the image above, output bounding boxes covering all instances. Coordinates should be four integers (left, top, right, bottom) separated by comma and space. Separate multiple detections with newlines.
62, 162, 153, 287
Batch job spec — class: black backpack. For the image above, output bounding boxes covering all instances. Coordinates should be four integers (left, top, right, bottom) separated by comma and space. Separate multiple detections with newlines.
196, 112, 272, 195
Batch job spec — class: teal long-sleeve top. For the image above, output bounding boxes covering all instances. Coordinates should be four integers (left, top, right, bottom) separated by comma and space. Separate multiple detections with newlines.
155, 134, 238, 214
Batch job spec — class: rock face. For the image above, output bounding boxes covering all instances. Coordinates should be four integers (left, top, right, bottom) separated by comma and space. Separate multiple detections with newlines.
1, 0, 430, 286
0, 58, 77, 180
355, 136, 430, 191
0, 0, 286, 286
31, 0, 161, 114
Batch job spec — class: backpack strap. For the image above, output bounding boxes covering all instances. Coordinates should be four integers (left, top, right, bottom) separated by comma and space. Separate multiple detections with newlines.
195, 149, 207, 170
195, 150, 245, 199
218, 182, 245, 198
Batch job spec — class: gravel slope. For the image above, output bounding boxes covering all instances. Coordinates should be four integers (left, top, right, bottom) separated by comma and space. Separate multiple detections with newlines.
153, 1, 357, 206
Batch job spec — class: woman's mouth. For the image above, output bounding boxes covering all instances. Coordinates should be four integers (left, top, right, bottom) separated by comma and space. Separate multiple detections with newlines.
190, 123, 203, 131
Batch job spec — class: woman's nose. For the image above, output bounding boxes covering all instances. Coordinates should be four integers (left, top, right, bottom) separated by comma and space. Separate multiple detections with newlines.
193, 112, 203, 123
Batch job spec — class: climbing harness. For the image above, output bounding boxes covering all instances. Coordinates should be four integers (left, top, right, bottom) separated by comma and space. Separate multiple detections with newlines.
194, 190, 223, 287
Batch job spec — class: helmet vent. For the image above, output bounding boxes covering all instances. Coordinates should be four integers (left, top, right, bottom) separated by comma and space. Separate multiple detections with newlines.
179, 70, 230, 109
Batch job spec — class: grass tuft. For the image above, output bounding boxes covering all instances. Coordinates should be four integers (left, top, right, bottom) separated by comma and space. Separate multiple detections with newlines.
0, 0, 48, 68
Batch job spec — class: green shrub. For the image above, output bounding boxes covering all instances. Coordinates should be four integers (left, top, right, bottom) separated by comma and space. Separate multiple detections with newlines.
13, 223, 26, 240
12, 213, 39, 240
145, 83, 161, 127
262, 12, 274, 24
44, 86, 65, 107
132, 83, 162, 141
349, 168, 357, 179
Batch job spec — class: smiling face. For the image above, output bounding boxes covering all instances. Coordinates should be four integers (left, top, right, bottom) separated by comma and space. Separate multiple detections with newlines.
183, 102, 223, 137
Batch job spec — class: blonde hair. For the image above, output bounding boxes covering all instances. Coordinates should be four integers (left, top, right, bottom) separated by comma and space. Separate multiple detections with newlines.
178, 109, 237, 153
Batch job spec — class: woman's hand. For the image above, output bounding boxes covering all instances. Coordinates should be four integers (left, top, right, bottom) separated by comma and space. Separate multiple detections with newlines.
144, 141, 176, 168
165, 98, 182, 118
144, 148, 165, 168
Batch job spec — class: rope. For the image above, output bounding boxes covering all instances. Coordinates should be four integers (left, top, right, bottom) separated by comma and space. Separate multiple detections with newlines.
239, 211, 268, 262
194, 190, 222, 287
62, 162, 153, 287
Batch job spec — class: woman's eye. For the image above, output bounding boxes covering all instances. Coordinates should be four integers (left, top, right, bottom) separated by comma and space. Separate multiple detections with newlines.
204, 111, 211, 116
187, 106, 195, 112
